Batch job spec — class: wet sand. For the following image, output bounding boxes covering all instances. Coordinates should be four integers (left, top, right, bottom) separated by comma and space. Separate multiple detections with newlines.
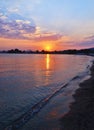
61, 62, 94, 130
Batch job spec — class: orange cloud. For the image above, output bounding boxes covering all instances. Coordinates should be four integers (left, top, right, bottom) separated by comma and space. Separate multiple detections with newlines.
0, 31, 92, 51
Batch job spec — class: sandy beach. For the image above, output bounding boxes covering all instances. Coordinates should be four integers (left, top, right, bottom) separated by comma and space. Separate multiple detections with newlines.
61, 61, 94, 130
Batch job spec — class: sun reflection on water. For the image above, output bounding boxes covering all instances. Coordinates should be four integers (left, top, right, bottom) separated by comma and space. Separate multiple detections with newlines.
46, 54, 50, 70
45, 54, 51, 85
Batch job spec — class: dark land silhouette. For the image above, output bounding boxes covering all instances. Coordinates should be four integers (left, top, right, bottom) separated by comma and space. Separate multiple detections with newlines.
0, 48, 94, 55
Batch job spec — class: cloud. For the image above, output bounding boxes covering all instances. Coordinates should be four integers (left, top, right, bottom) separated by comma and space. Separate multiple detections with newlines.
79, 35, 94, 46
8, 8, 19, 13
0, 11, 36, 39
0, 9, 64, 42
84, 35, 94, 40
32, 32, 62, 42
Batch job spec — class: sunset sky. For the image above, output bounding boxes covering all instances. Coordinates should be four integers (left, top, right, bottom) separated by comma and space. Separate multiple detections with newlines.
0, 0, 94, 50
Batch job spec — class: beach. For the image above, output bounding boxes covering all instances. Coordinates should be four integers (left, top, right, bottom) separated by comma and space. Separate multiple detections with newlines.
61, 61, 94, 130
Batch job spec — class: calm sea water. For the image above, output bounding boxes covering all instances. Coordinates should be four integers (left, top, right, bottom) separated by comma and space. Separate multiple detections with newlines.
0, 54, 93, 130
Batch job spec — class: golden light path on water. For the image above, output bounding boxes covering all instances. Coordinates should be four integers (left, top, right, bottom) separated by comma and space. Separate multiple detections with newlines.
46, 54, 50, 70
45, 54, 51, 85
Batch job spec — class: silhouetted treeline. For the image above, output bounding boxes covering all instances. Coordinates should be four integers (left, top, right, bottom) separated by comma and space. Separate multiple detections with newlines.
0, 48, 94, 55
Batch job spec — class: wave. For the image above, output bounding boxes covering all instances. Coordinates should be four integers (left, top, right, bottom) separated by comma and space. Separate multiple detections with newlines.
5, 82, 69, 130
71, 76, 80, 81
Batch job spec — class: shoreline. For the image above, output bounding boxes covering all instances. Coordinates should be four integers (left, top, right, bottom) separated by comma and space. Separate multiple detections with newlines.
61, 61, 94, 130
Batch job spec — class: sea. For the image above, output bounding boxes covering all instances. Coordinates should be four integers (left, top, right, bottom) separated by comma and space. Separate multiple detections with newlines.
0, 54, 93, 130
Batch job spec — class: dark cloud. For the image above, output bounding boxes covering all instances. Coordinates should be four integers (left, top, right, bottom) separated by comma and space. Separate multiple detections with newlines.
0, 11, 36, 39
85, 35, 94, 40
80, 40, 94, 46
77, 35, 94, 47
0, 11, 63, 42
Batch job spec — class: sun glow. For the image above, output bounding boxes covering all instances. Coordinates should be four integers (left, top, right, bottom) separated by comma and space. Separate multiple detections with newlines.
45, 46, 51, 51
44, 43, 53, 51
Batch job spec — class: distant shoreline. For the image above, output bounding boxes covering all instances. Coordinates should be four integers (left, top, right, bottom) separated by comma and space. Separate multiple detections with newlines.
0, 48, 94, 55
61, 61, 94, 130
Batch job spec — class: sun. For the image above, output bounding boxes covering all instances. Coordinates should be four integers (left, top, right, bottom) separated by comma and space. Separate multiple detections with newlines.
45, 45, 52, 51
45, 46, 51, 51
42, 41, 55, 51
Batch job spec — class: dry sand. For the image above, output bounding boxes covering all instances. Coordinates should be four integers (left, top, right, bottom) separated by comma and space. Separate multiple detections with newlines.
61, 62, 94, 130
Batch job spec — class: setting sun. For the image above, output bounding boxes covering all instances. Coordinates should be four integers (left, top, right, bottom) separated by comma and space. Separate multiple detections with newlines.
43, 42, 54, 51
45, 45, 52, 51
